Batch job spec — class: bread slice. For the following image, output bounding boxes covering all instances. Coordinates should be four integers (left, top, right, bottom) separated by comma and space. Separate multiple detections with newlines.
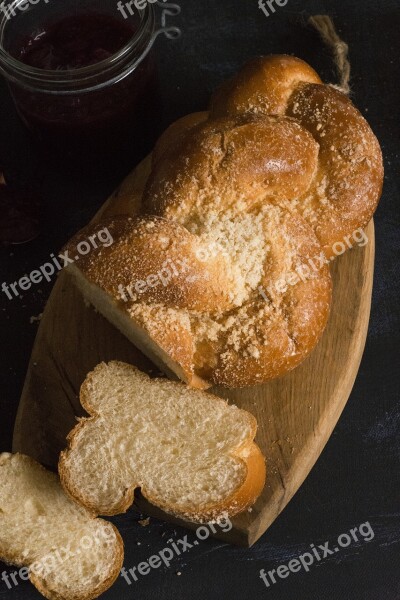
0, 453, 123, 600
59, 361, 266, 522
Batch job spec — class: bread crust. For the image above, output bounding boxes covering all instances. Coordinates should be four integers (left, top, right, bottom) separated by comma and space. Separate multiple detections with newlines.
211, 54, 322, 117
64, 54, 382, 389
66, 205, 332, 388
204, 210, 332, 388
209, 55, 383, 256
286, 83, 384, 257
146, 441, 267, 523
143, 113, 320, 220
65, 216, 234, 312
152, 111, 209, 165
59, 362, 266, 522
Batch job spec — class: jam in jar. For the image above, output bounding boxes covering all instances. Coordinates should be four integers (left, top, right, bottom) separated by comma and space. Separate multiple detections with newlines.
0, 1, 166, 167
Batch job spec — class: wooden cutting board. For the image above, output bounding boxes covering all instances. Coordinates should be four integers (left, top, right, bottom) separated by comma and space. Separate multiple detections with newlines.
13, 155, 375, 547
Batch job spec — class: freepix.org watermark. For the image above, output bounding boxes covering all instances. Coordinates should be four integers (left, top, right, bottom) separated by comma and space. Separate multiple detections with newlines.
1, 227, 113, 301
258, 227, 368, 302
258, 0, 289, 18
121, 514, 233, 584
117, 257, 190, 303
1, 524, 117, 590
259, 521, 375, 589
0, 0, 51, 20
117, 0, 167, 19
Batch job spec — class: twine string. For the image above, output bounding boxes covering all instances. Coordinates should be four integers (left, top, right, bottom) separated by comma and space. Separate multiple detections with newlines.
308, 15, 351, 95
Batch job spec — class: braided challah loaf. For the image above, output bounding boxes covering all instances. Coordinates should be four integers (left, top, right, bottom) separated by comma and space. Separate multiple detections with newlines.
66, 55, 383, 389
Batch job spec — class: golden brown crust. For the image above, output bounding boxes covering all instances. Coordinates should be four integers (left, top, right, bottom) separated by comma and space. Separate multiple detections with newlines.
141, 441, 266, 523
67, 203, 332, 389
65, 53, 382, 389
286, 84, 384, 257
152, 111, 209, 166
65, 216, 234, 312
219, 442, 266, 520
205, 211, 332, 388
210, 55, 322, 117
59, 362, 266, 521
143, 114, 320, 221
208, 55, 383, 255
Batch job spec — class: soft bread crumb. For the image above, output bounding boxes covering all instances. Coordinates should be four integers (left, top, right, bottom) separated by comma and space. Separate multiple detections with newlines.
0, 453, 123, 600
60, 361, 265, 521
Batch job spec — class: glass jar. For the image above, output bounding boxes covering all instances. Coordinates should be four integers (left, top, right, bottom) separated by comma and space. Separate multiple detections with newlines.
0, 0, 180, 167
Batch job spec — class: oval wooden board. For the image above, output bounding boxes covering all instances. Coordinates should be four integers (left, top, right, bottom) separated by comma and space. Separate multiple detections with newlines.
13, 156, 375, 547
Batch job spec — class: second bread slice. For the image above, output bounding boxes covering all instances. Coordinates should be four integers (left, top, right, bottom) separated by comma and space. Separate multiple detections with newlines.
0, 453, 123, 600
59, 361, 266, 522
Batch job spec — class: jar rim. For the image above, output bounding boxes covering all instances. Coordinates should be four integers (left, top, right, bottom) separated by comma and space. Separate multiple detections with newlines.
0, 0, 156, 92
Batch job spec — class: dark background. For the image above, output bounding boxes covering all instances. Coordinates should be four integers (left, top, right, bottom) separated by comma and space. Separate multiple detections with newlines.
1, 0, 399, 598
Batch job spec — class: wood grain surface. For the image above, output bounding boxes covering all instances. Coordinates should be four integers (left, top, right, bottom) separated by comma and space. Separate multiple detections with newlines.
12, 156, 375, 547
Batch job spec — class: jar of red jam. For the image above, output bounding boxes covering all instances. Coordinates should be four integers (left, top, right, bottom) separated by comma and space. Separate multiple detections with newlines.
0, 0, 180, 167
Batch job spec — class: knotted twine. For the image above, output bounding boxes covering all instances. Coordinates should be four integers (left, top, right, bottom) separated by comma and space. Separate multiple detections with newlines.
308, 15, 351, 95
